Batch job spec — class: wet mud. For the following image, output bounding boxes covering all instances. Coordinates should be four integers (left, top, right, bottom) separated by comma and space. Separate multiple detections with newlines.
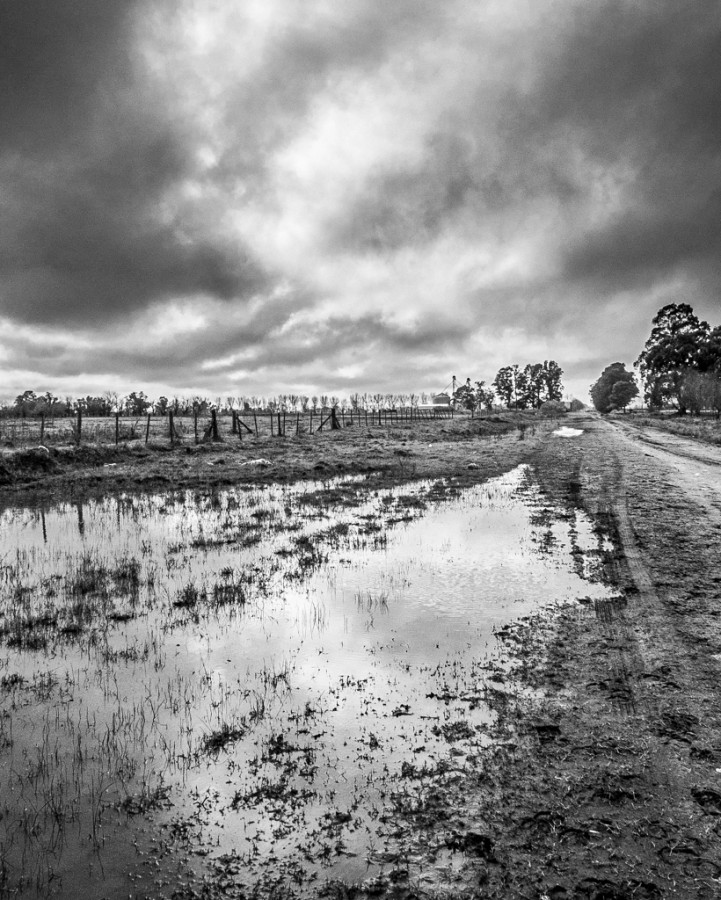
1, 412, 721, 898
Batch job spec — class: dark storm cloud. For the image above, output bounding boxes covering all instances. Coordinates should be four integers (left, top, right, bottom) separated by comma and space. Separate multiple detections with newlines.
538, 0, 721, 284
331, 127, 580, 254
329, 0, 721, 296
0, 0, 266, 326
0, 0, 138, 155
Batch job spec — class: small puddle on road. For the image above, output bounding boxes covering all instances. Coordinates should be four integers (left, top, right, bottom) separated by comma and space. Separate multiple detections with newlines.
0, 465, 618, 898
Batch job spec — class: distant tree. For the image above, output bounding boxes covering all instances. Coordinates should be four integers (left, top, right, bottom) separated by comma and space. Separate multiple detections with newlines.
609, 380, 639, 412
523, 363, 545, 409
590, 363, 637, 413
155, 396, 169, 416
76, 395, 113, 416
474, 381, 495, 411
124, 392, 151, 416
636, 304, 710, 412
493, 366, 515, 409
14, 390, 38, 415
453, 379, 477, 412
542, 360, 564, 402
513, 366, 530, 409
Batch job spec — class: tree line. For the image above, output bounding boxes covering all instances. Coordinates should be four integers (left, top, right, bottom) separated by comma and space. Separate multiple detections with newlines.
591, 304, 721, 415
453, 361, 565, 412
2, 390, 461, 419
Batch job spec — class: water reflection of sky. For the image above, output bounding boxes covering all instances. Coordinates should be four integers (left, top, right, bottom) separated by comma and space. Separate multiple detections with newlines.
0, 466, 620, 898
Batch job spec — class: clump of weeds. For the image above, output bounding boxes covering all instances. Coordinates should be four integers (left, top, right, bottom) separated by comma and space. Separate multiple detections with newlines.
120, 781, 172, 816
199, 721, 247, 756
174, 581, 205, 610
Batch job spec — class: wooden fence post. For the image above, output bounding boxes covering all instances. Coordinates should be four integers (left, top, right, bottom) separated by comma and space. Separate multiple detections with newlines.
76, 408, 82, 444
115, 412, 120, 445
145, 414, 151, 445
211, 409, 219, 441
278, 412, 282, 436
270, 412, 274, 437
253, 411, 258, 436
40, 414, 45, 444
296, 412, 300, 436
194, 412, 198, 444
309, 410, 313, 434
169, 412, 175, 447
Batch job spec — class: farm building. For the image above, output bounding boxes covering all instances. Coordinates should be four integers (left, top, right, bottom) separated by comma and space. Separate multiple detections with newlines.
418, 392, 452, 411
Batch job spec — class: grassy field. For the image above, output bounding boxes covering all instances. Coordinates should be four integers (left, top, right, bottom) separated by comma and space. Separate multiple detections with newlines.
619, 409, 721, 444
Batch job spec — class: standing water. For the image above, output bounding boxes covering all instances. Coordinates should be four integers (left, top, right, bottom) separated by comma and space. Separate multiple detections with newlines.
0, 465, 618, 897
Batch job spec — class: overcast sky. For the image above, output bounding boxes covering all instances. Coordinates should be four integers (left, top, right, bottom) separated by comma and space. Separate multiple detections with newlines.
1, 0, 720, 404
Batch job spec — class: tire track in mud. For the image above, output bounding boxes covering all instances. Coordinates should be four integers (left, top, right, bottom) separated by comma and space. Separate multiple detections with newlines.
579, 418, 721, 895
478, 414, 721, 900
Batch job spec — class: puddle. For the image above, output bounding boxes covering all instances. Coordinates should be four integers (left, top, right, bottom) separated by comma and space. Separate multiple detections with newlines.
553, 427, 584, 437
0, 466, 619, 897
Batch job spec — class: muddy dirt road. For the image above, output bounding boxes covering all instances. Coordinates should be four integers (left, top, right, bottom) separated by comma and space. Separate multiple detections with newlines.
471, 413, 721, 900
2, 411, 721, 899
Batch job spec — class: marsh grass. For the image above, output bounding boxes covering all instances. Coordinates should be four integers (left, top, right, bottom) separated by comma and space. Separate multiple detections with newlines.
0, 468, 619, 898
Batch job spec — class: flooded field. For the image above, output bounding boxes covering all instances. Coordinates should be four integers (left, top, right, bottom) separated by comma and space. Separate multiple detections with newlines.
0, 465, 620, 898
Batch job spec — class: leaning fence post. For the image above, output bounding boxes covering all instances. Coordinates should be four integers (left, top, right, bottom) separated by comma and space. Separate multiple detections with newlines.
145, 414, 151, 444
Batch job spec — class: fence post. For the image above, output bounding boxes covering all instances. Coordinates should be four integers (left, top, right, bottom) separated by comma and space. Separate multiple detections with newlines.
194, 412, 198, 444
40, 413, 45, 444
169, 412, 175, 447
211, 409, 219, 441
296, 412, 300, 436
145, 414, 151, 444
115, 412, 120, 445
309, 410, 313, 434
76, 408, 82, 445
277, 412, 282, 436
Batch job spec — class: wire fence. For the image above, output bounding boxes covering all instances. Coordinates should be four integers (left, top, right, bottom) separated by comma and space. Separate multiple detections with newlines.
0, 406, 457, 450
